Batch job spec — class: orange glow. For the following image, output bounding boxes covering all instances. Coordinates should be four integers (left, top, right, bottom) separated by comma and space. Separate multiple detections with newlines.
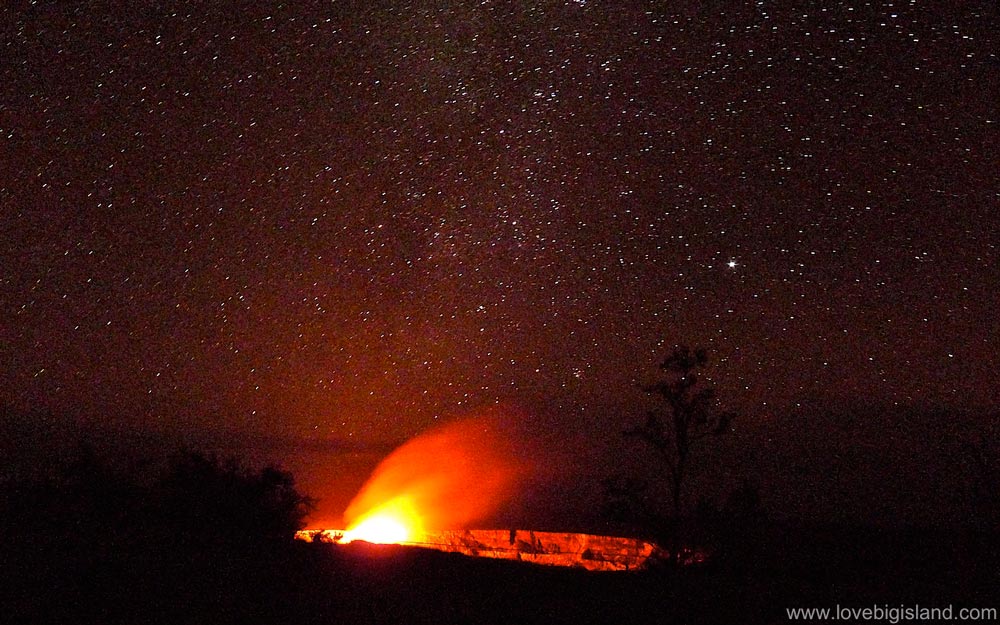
341, 497, 422, 544
296, 528, 658, 571
341, 416, 525, 543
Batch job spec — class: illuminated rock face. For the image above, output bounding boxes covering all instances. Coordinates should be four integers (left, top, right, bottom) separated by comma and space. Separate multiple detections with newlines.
296, 529, 656, 571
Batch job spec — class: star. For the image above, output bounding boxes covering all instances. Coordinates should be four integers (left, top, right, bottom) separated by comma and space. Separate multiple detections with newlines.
0, 0, 994, 531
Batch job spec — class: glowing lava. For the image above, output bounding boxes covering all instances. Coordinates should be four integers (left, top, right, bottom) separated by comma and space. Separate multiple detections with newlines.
301, 414, 660, 571
295, 528, 659, 571
340, 497, 423, 544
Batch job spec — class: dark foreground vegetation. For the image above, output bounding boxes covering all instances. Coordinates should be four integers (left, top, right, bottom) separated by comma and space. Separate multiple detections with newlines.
2, 448, 998, 625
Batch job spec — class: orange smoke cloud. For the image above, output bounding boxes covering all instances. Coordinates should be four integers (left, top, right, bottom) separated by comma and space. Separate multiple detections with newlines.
342, 416, 526, 543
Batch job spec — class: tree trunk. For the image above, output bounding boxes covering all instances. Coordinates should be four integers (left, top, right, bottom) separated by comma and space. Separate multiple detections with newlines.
670, 455, 686, 566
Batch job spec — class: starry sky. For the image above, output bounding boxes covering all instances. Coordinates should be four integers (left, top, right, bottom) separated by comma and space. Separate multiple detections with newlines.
2, 1, 998, 526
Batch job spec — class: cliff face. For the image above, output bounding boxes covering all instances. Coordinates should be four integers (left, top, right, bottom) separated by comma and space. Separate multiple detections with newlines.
296, 529, 656, 571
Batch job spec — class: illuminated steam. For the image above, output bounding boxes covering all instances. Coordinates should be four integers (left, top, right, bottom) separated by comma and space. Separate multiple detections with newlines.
342, 416, 526, 542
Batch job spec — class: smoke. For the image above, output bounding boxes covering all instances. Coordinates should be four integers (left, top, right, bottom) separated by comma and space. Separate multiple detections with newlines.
342, 415, 528, 532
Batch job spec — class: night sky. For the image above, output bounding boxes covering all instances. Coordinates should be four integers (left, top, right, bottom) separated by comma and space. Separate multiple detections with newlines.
2, 1, 998, 527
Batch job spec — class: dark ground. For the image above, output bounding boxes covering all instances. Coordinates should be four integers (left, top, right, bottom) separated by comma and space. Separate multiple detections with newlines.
4, 533, 998, 624
2, 442, 998, 624
4, 505, 998, 623
261, 529, 999, 625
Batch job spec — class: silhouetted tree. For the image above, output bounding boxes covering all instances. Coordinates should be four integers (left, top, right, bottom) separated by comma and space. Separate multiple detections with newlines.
0, 445, 316, 623
603, 474, 656, 531
695, 480, 767, 573
626, 346, 736, 563
156, 451, 315, 546
963, 434, 999, 530
960, 431, 1000, 594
